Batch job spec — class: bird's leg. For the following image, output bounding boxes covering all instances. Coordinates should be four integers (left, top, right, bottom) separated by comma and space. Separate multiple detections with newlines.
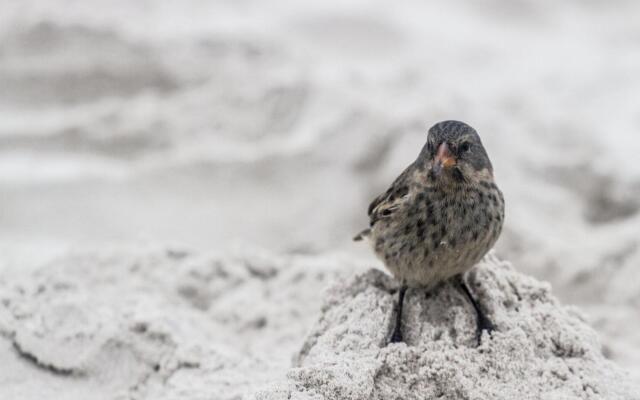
390, 284, 408, 343
456, 275, 494, 345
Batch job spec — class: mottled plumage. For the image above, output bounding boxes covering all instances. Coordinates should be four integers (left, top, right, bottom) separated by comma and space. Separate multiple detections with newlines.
355, 120, 504, 343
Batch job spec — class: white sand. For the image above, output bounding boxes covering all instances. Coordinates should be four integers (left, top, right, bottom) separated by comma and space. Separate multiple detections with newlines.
0, 247, 357, 399
1, 248, 637, 399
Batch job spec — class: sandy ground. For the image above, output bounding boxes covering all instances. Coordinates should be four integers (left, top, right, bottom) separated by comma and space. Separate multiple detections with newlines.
0, 247, 365, 399
1, 248, 637, 399
0, 0, 639, 396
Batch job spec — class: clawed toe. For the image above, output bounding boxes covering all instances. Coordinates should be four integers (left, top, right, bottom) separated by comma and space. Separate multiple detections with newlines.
390, 330, 403, 344
475, 322, 495, 345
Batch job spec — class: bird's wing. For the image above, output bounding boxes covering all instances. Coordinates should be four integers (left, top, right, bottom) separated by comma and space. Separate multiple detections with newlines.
367, 164, 415, 227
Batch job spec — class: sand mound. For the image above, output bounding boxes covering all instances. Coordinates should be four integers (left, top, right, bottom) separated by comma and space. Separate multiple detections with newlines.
253, 253, 639, 400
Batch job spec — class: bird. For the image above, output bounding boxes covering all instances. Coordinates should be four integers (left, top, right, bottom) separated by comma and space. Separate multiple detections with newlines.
354, 120, 504, 344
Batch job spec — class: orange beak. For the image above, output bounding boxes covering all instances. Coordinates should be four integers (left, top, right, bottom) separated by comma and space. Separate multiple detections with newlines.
431, 142, 456, 176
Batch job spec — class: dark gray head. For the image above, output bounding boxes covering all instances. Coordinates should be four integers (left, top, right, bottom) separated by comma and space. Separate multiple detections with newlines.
418, 120, 493, 183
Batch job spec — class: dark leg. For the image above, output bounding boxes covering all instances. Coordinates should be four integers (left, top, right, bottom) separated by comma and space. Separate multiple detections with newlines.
456, 275, 494, 345
390, 285, 408, 343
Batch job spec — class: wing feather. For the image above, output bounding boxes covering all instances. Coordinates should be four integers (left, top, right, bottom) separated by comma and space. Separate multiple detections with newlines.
367, 164, 414, 227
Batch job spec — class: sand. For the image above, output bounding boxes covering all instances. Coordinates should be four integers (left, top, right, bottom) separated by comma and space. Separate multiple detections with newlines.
0, 247, 358, 399
1, 248, 637, 399
255, 253, 639, 399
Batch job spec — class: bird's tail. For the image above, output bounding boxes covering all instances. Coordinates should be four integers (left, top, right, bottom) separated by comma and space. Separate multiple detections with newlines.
353, 228, 371, 242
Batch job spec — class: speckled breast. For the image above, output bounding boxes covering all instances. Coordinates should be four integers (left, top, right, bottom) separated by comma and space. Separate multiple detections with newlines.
371, 181, 504, 288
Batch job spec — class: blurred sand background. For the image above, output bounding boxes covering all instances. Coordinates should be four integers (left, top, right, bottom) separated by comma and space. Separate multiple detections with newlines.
0, 0, 639, 383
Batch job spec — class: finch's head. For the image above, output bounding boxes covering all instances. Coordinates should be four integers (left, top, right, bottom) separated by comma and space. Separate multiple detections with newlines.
419, 120, 493, 184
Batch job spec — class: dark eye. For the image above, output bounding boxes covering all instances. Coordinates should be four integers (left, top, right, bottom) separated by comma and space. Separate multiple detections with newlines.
459, 142, 471, 153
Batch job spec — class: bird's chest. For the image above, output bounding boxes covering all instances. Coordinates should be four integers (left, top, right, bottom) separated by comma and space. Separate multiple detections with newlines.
373, 184, 503, 278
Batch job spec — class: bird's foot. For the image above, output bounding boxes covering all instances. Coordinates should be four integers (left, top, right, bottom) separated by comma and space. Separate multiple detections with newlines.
390, 325, 403, 344
475, 311, 495, 345
456, 275, 495, 346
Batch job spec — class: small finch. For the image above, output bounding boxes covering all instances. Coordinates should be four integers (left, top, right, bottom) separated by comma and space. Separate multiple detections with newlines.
354, 120, 504, 344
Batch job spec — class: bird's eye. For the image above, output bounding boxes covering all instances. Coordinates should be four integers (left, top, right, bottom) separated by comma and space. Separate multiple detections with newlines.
459, 142, 471, 153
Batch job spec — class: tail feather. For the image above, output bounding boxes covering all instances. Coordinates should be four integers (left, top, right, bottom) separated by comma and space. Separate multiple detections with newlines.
353, 228, 371, 242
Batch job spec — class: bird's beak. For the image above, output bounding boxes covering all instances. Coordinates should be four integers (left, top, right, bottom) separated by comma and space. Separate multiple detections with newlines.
431, 142, 456, 176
